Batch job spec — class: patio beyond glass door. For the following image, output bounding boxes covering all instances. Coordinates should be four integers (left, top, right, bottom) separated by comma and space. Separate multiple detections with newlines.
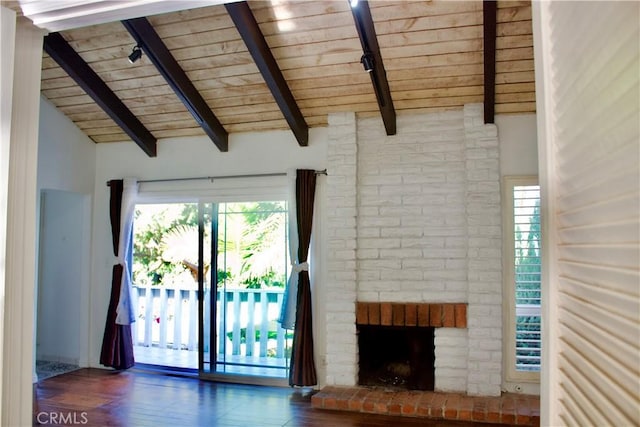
132, 200, 291, 380
201, 201, 292, 379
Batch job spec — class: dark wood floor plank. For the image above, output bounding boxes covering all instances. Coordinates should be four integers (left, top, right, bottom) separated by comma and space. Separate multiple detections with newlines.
34, 369, 509, 426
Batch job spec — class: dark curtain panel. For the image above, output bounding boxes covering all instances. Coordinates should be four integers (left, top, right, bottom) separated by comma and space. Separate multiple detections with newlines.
289, 169, 318, 386
99, 179, 135, 370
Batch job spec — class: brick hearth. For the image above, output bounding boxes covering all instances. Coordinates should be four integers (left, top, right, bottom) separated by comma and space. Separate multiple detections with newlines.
311, 386, 540, 426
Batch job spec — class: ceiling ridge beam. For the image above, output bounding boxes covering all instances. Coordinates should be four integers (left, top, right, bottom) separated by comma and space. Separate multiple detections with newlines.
350, 0, 396, 135
225, 1, 309, 146
122, 17, 228, 152
43, 32, 157, 157
483, 0, 497, 124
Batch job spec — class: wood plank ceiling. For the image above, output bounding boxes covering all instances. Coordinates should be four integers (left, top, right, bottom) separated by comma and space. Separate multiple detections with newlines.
38, 0, 535, 155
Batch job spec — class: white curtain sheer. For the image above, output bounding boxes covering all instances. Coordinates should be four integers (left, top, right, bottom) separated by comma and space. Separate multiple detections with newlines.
115, 178, 138, 325
278, 170, 299, 330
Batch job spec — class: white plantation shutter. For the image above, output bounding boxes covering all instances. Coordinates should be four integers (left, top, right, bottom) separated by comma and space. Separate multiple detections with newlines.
513, 184, 541, 372
534, 2, 639, 426
503, 177, 541, 385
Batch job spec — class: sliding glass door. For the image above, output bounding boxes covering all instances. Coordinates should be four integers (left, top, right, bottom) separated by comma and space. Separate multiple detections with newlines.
201, 201, 291, 380
131, 198, 291, 381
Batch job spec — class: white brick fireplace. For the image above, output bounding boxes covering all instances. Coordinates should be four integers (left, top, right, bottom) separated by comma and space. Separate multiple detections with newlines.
324, 104, 503, 397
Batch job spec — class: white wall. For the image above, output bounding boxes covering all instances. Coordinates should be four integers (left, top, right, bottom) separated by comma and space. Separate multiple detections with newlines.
36, 96, 96, 370
37, 96, 96, 194
37, 190, 88, 365
496, 114, 538, 177
90, 129, 329, 372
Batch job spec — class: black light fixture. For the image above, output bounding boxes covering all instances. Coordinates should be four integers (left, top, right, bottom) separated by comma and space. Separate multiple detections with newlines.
361, 52, 374, 72
128, 45, 142, 64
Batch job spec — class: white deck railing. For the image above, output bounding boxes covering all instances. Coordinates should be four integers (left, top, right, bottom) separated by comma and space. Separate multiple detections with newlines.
132, 284, 289, 360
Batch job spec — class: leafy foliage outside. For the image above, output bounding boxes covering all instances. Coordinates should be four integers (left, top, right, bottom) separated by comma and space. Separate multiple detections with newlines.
133, 202, 288, 289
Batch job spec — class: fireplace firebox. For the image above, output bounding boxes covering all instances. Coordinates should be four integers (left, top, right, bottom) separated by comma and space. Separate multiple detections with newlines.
357, 325, 435, 391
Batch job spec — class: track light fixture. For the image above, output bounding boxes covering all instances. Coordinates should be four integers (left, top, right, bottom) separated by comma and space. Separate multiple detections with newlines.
361, 52, 374, 72
128, 45, 142, 64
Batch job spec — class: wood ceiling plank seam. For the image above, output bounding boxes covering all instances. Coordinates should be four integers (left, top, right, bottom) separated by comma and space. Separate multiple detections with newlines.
394, 96, 484, 109
368, 1, 481, 22
373, 12, 482, 35
122, 17, 229, 152
248, 0, 346, 22
75, 119, 119, 130
92, 135, 139, 143
151, 12, 236, 35
42, 85, 87, 98
41, 67, 70, 80
496, 34, 534, 49
497, 7, 532, 23
147, 6, 230, 27
133, 112, 195, 124
497, 21, 533, 37
379, 40, 485, 61
157, 28, 243, 50
496, 47, 534, 62
376, 26, 483, 48
386, 65, 485, 81
178, 54, 257, 72
497, 1, 531, 9
165, 41, 250, 61
384, 52, 484, 71
64, 33, 139, 53
48, 94, 95, 107
96, 65, 166, 83
186, 64, 263, 80
62, 21, 126, 41
189, 74, 267, 88
264, 26, 358, 48
84, 126, 128, 136
202, 92, 284, 108
258, 13, 357, 36
495, 71, 535, 84
495, 59, 535, 72
43, 32, 157, 157
393, 86, 485, 101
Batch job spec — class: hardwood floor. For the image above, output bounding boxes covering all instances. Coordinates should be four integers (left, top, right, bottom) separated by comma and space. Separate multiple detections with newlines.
34, 368, 511, 426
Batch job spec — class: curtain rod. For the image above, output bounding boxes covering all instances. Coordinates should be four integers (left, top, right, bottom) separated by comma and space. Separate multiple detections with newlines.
106, 169, 327, 186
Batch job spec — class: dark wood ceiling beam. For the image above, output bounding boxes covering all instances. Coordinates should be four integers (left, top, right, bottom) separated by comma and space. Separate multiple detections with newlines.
122, 18, 228, 152
43, 32, 157, 157
225, 2, 308, 146
350, 0, 396, 135
483, 0, 497, 124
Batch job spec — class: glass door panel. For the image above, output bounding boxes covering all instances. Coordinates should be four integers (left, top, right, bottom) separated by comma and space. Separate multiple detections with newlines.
202, 201, 291, 379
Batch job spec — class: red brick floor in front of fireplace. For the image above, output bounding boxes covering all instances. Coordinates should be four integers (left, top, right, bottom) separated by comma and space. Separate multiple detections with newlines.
311, 386, 540, 426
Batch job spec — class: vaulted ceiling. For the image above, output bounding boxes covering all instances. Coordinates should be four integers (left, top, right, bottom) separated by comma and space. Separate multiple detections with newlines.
32, 0, 534, 156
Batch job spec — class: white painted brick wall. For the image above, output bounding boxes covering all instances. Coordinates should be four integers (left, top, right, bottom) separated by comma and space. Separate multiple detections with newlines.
435, 328, 469, 392
325, 112, 358, 386
357, 111, 467, 303
323, 106, 502, 396
464, 104, 502, 397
